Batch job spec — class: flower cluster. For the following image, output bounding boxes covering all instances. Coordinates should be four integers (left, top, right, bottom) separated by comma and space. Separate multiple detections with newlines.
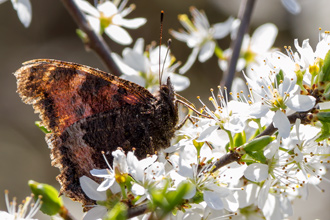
78, 30, 330, 220
3, 0, 330, 219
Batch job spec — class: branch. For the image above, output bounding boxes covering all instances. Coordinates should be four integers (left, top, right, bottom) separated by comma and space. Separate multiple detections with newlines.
211, 151, 241, 173
220, 0, 256, 93
61, 0, 123, 76
127, 204, 148, 219
256, 111, 310, 138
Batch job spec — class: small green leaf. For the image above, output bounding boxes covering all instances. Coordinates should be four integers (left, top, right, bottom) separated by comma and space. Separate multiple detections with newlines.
246, 151, 267, 164
233, 132, 246, 148
321, 50, 330, 82
76, 29, 89, 44
28, 180, 63, 216
275, 70, 284, 86
317, 111, 330, 122
243, 136, 275, 152
35, 121, 50, 134
316, 121, 330, 142
104, 202, 127, 220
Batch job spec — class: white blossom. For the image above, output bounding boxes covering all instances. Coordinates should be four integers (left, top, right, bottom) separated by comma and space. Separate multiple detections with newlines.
112, 38, 190, 92
74, 0, 146, 45
170, 7, 233, 73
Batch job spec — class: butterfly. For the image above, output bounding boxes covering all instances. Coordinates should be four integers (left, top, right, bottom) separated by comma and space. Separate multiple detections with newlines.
14, 59, 179, 206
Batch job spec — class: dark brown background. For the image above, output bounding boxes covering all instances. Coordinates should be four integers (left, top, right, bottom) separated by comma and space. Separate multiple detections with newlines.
0, 0, 329, 219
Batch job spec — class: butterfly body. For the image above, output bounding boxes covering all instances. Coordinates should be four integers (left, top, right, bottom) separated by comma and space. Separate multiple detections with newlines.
15, 59, 178, 205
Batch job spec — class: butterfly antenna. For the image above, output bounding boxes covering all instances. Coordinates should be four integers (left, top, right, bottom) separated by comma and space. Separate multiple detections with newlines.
159, 10, 164, 86
161, 39, 171, 79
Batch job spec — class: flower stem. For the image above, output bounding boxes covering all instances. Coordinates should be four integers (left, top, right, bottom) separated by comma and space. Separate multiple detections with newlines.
225, 129, 234, 150
59, 206, 76, 220
61, 0, 123, 76
220, 0, 256, 93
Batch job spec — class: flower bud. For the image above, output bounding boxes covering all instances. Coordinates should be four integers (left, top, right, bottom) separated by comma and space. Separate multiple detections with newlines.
28, 180, 63, 216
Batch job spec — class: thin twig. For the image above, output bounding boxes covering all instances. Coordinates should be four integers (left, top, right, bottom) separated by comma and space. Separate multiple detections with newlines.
220, 0, 256, 93
61, 0, 123, 76
59, 206, 76, 220
211, 151, 241, 173
256, 111, 310, 138
127, 204, 148, 218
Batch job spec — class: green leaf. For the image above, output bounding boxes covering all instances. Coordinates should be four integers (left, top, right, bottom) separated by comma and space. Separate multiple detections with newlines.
321, 50, 330, 82
35, 121, 50, 134
76, 29, 89, 44
275, 70, 284, 85
246, 151, 267, 164
149, 181, 191, 218
104, 202, 127, 220
316, 121, 330, 142
28, 180, 63, 216
317, 111, 330, 123
240, 154, 258, 165
233, 132, 246, 148
243, 136, 275, 152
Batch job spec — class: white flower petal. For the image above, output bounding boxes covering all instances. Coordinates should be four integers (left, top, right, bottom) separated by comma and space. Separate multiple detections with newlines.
133, 38, 144, 54
244, 163, 269, 182
222, 192, 238, 212
200, 143, 213, 161
97, 177, 115, 191
168, 73, 190, 91
90, 169, 112, 177
179, 47, 199, 74
212, 17, 234, 39
180, 144, 198, 165
122, 49, 148, 72
236, 183, 260, 208
250, 23, 278, 54
182, 181, 196, 199
83, 206, 107, 220
248, 102, 269, 118
280, 196, 293, 215
258, 178, 271, 210
286, 95, 316, 112
207, 184, 230, 197
111, 52, 140, 76
105, 25, 132, 45
79, 176, 106, 201
86, 15, 101, 34
273, 110, 290, 138
204, 190, 224, 210
131, 183, 145, 195
97, 1, 117, 17
224, 115, 246, 133
13, 0, 32, 27
197, 125, 219, 142
198, 41, 215, 62
74, 0, 99, 17
114, 16, 147, 29
281, 0, 301, 14
170, 30, 191, 43
261, 194, 280, 220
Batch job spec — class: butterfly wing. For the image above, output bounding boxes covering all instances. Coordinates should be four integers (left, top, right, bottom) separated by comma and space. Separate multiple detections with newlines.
15, 59, 154, 134
15, 59, 158, 206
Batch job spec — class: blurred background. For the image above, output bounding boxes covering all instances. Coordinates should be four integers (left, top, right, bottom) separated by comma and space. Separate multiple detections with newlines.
0, 0, 330, 219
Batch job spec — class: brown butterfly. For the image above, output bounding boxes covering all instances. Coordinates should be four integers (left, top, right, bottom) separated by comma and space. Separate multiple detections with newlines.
14, 59, 179, 206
